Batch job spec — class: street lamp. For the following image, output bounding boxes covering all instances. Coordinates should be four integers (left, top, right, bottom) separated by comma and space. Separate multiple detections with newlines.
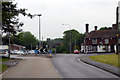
34, 14, 42, 50
62, 24, 72, 54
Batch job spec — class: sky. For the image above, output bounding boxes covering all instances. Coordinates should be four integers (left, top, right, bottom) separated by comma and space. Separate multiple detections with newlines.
13, 0, 120, 40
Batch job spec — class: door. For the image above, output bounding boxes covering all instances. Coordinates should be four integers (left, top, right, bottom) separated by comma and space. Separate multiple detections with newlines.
111, 45, 115, 53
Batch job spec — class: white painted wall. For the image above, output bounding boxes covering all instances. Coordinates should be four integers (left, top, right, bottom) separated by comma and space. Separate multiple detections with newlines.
82, 45, 112, 53
97, 45, 105, 52
109, 46, 111, 52
114, 45, 116, 51
81, 46, 84, 52
97, 45, 111, 52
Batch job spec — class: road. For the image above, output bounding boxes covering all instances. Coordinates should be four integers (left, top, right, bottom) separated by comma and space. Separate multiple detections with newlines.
3, 56, 61, 78
51, 54, 119, 78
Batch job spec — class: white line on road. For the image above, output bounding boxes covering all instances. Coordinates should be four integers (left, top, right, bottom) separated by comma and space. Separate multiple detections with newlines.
77, 58, 81, 62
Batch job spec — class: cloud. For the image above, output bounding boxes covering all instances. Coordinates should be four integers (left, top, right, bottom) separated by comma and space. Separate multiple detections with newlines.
14, 0, 119, 39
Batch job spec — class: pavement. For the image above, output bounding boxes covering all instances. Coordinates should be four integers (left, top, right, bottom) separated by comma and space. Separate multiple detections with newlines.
51, 54, 118, 78
2, 56, 61, 78
79, 54, 120, 77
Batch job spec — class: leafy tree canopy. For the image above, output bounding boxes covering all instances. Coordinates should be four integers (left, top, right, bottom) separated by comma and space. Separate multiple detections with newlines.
2, 2, 33, 35
62, 29, 85, 53
99, 27, 108, 30
3, 31, 38, 49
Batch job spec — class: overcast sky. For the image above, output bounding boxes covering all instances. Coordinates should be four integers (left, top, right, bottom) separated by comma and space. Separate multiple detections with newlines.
13, 0, 120, 40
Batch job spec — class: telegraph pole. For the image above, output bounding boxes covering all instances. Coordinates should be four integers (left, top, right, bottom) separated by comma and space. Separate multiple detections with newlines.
75, 37, 76, 49
8, 32, 10, 58
116, 7, 119, 55
31, 43, 32, 50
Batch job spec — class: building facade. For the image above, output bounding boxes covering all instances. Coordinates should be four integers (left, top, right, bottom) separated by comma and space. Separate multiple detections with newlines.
81, 24, 120, 53
10, 44, 26, 51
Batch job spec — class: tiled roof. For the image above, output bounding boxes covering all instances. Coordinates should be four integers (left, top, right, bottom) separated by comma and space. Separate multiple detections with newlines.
86, 29, 120, 38
11, 44, 26, 48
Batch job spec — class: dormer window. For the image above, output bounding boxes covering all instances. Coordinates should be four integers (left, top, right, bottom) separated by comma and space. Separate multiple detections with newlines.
92, 38, 97, 44
105, 39, 109, 44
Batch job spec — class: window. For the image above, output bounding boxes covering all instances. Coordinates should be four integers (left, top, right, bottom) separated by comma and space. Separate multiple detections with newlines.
99, 42, 103, 45
119, 38, 120, 44
105, 39, 109, 44
92, 38, 97, 44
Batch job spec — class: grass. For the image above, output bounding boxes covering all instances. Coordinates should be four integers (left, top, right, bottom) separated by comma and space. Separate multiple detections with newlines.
0, 58, 10, 73
0, 64, 9, 72
89, 54, 120, 68
0, 58, 10, 62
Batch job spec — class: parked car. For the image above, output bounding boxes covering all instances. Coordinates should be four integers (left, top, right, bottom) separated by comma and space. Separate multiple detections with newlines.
0, 50, 9, 58
74, 49, 79, 54
28, 50, 35, 54
24, 51, 28, 54
11, 50, 19, 54
16, 50, 24, 55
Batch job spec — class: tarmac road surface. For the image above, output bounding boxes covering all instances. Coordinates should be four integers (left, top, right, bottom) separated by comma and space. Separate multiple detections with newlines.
51, 54, 119, 78
2, 56, 61, 78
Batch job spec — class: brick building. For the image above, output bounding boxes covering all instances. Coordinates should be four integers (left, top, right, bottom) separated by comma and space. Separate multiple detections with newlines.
10, 44, 25, 51
81, 24, 120, 53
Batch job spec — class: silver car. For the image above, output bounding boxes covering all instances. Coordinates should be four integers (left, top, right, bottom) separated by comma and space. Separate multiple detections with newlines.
0, 50, 9, 58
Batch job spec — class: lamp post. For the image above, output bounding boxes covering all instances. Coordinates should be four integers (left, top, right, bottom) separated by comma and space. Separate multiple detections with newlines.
34, 14, 42, 50
62, 24, 72, 54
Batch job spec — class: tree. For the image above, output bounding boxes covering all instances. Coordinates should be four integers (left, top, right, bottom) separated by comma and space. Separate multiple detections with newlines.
2, 31, 38, 49
2, 1, 33, 58
63, 29, 85, 53
99, 27, 108, 30
2, 2, 33, 35
17, 32, 38, 49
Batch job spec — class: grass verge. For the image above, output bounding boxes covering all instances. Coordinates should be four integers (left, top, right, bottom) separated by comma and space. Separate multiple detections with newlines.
89, 54, 119, 68
0, 64, 9, 72
0, 58, 10, 62
0, 58, 10, 73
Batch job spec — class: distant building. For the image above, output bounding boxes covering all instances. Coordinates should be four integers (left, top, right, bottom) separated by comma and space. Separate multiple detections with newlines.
10, 44, 26, 51
0, 45, 8, 50
81, 24, 120, 53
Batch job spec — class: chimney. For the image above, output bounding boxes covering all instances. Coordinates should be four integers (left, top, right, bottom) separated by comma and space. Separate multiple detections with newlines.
85, 24, 89, 33
112, 24, 117, 30
112, 24, 116, 27
94, 26, 97, 31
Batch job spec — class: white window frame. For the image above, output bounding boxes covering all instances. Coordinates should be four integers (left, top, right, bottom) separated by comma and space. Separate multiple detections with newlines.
92, 38, 97, 44
105, 39, 109, 44
99, 41, 103, 45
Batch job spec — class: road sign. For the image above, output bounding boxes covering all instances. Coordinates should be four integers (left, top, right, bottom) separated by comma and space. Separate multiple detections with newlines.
47, 38, 50, 49
47, 38, 50, 44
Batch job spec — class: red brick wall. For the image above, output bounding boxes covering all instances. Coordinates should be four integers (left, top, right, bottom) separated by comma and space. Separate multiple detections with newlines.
10, 45, 23, 50
85, 38, 117, 45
